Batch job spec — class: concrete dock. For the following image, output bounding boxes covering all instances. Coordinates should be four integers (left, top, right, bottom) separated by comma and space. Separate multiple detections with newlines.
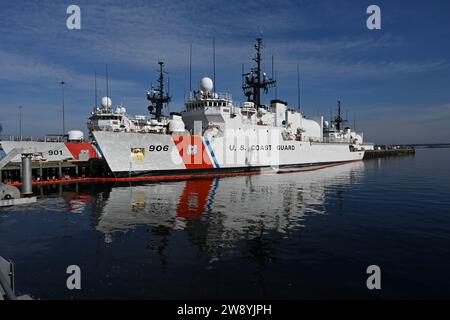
364, 147, 415, 159
0, 158, 108, 185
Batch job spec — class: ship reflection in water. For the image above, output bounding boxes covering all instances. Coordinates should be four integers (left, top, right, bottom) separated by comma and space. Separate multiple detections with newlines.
93, 162, 363, 247
0, 161, 366, 299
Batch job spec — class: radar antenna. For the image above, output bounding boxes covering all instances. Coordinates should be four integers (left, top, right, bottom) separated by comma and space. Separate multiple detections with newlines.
242, 37, 276, 110
147, 61, 171, 121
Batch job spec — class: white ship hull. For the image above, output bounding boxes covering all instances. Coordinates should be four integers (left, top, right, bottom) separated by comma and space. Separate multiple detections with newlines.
93, 131, 364, 177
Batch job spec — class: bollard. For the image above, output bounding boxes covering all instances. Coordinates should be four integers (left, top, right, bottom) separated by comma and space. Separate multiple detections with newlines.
21, 154, 33, 196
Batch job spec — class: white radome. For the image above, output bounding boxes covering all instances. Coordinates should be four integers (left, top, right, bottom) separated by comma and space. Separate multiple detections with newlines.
200, 77, 214, 92
115, 106, 126, 114
67, 130, 84, 142
101, 96, 112, 109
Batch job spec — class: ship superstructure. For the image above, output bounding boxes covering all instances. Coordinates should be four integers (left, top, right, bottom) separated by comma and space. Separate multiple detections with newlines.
88, 61, 178, 135
89, 38, 373, 177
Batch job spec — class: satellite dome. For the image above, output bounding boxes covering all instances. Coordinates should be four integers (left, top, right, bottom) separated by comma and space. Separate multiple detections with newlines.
200, 77, 213, 92
67, 130, 84, 142
101, 96, 112, 108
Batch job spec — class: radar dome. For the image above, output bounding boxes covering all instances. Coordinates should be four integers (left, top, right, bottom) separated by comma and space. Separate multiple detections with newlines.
67, 130, 84, 142
200, 77, 213, 92
101, 96, 112, 108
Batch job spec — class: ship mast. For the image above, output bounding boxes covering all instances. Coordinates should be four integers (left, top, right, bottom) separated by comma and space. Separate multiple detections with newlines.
333, 100, 347, 130
147, 61, 171, 121
242, 37, 276, 110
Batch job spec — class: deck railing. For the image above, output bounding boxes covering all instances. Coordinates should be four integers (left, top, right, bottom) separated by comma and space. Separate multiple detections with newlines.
0, 135, 65, 142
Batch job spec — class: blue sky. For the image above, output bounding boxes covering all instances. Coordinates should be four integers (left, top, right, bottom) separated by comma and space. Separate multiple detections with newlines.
1, 0, 450, 144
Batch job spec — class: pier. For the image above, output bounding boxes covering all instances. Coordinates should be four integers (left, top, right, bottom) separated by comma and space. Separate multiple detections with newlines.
0, 158, 109, 185
364, 146, 415, 159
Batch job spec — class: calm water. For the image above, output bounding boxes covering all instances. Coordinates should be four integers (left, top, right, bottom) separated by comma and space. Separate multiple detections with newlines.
1, 148, 450, 299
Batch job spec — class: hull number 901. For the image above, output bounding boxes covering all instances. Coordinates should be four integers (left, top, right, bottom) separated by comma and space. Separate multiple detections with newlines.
48, 150, 63, 156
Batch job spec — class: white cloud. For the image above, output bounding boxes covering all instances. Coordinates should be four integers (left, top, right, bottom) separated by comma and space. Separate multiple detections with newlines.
0, 50, 141, 93
2, 1, 445, 78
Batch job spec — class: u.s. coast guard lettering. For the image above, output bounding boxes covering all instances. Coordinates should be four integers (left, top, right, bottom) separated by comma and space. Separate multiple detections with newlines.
228, 144, 296, 151
228, 144, 272, 151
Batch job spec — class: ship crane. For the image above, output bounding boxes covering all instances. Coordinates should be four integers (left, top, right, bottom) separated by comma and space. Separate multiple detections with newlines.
147, 61, 171, 121
242, 37, 276, 110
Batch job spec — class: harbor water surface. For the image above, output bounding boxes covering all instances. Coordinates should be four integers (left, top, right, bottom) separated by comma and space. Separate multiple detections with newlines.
1, 148, 450, 299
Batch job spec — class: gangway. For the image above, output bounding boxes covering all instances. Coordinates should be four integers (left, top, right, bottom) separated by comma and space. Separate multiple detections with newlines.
0, 148, 26, 170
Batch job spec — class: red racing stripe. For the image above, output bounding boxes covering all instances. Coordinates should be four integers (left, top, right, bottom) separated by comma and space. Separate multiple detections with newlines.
172, 135, 214, 169
64, 142, 100, 160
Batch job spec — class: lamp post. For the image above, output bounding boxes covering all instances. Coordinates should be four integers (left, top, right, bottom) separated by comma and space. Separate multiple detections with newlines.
60, 81, 66, 135
19, 105, 22, 141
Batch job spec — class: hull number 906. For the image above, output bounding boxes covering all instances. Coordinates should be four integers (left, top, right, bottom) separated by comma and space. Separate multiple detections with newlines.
149, 145, 169, 152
